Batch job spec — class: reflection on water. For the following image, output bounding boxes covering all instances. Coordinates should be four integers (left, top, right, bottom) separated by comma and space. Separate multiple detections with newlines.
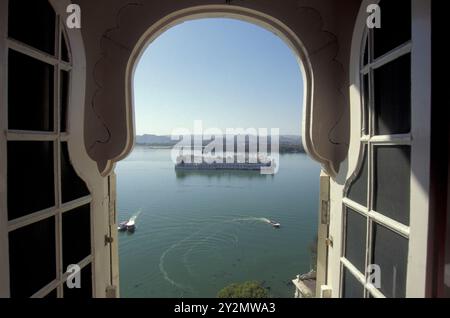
175, 169, 274, 180
116, 147, 320, 298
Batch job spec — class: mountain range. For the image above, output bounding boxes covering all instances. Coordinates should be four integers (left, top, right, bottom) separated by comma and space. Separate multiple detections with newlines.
135, 134, 305, 153
136, 134, 302, 145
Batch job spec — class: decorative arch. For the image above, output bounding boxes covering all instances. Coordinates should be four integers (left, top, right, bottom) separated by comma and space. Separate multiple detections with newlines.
83, 2, 352, 178
125, 6, 314, 174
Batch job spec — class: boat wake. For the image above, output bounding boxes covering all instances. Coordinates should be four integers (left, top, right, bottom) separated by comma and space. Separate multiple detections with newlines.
159, 228, 205, 294
181, 230, 237, 276
159, 220, 237, 292
159, 216, 278, 294
129, 208, 142, 223
231, 217, 280, 228
231, 217, 271, 224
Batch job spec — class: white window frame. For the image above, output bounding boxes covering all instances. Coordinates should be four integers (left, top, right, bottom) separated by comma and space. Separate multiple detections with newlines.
0, 0, 94, 298
341, 0, 431, 298
0, 0, 9, 298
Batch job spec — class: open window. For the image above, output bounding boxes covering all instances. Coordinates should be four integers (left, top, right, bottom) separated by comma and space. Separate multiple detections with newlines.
1, 0, 93, 298
341, 0, 431, 298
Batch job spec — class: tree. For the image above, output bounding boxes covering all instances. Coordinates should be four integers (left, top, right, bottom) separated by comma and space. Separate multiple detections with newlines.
217, 281, 270, 298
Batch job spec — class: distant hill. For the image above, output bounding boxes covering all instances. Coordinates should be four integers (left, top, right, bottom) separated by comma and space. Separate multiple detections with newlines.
279, 135, 302, 144
135, 134, 305, 153
136, 134, 173, 145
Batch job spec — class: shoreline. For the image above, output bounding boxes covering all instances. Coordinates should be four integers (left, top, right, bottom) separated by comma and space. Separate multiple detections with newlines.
134, 144, 306, 154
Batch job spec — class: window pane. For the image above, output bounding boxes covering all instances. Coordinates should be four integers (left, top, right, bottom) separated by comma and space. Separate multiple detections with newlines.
63, 264, 92, 298
62, 204, 91, 268
342, 267, 364, 298
374, 54, 411, 135
60, 71, 69, 132
7, 141, 54, 220
362, 74, 369, 136
61, 143, 90, 203
8, 50, 54, 131
373, 0, 411, 59
8, 0, 56, 55
348, 145, 368, 206
61, 33, 70, 62
374, 146, 411, 225
363, 34, 369, 66
345, 208, 367, 273
9, 217, 56, 297
372, 223, 408, 298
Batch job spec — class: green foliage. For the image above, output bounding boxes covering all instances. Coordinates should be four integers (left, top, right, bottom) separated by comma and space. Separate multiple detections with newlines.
217, 281, 270, 298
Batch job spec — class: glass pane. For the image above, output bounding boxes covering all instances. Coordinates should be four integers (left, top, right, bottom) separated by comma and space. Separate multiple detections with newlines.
348, 145, 368, 206
61, 143, 90, 203
61, 33, 70, 62
345, 208, 367, 273
342, 267, 364, 298
374, 54, 411, 135
373, 0, 411, 59
8, 0, 56, 55
60, 71, 69, 132
374, 146, 411, 225
8, 50, 54, 131
372, 223, 408, 298
363, 34, 369, 66
9, 217, 56, 297
7, 141, 54, 220
62, 204, 91, 268
63, 264, 92, 298
362, 74, 369, 136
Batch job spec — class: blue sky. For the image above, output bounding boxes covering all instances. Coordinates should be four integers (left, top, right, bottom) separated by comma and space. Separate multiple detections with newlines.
133, 18, 304, 136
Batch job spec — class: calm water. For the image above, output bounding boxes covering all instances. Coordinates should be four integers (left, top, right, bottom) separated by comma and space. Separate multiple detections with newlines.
117, 147, 320, 298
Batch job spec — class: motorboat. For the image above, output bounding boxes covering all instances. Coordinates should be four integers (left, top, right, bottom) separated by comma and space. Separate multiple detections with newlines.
118, 209, 141, 233
269, 220, 281, 228
126, 219, 136, 232
118, 218, 136, 232
118, 221, 128, 232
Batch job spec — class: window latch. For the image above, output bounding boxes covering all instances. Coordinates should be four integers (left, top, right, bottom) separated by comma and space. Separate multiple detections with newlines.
105, 235, 114, 245
325, 236, 333, 247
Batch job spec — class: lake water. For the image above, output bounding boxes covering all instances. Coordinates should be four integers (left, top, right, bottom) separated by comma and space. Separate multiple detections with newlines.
116, 147, 320, 298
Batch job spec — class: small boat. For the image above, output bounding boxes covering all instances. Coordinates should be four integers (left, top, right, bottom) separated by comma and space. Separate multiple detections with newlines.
118, 218, 136, 232
118, 221, 128, 232
118, 210, 141, 233
269, 220, 281, 228
126, 219, 136, 232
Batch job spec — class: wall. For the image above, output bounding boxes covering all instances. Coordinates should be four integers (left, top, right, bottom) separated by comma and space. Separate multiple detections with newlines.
69, 0, 364, 298
73, 0, 361, 177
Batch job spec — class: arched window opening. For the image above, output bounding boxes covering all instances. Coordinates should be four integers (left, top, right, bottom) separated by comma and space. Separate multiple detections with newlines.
117, 17, 321, 298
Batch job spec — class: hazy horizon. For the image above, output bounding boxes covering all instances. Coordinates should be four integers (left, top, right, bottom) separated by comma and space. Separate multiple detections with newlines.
135, 133, 302, 137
